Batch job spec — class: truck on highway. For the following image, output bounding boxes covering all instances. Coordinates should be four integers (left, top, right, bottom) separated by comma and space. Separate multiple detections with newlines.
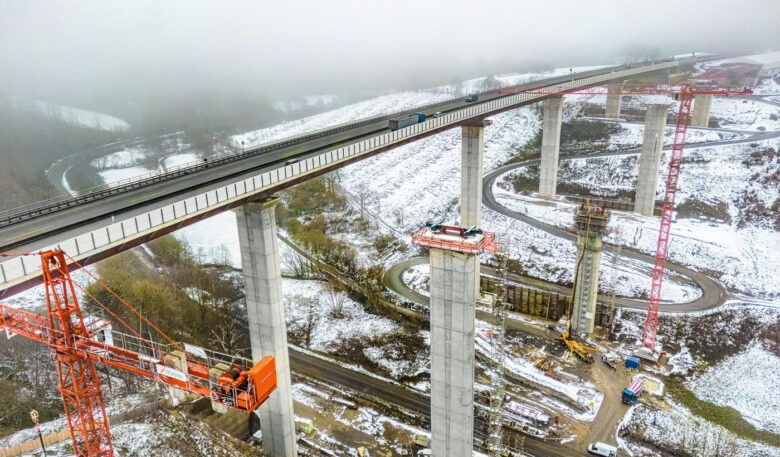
389, 112, 426, 131
621, 379, 644, 405
465, 93, 479, 102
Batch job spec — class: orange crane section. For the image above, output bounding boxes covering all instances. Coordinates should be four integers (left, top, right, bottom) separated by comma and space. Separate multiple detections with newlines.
0, 250, 277, 457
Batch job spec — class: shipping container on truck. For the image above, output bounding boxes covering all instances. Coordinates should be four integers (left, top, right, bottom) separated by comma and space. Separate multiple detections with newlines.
389, 112, 426, 131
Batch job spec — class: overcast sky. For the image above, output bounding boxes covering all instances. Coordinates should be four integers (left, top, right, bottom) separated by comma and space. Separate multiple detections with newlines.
1, 0, 778, 102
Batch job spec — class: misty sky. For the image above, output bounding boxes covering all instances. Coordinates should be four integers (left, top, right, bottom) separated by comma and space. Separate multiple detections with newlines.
2, 0, 779, 102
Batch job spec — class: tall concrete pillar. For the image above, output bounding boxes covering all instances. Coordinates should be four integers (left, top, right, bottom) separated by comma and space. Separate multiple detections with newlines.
460, 120, 491, 228
430, 248, 477, 457
571, 205, 610, 337
634, 104, 669, 216
234, 197, 297, 457
605, 84, 623, 118
691, 94, 713, 128
539, 96, 564, 198
460, 119, 490, 293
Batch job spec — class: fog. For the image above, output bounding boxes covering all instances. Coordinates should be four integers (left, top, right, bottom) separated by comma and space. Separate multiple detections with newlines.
1, 0, 778, 116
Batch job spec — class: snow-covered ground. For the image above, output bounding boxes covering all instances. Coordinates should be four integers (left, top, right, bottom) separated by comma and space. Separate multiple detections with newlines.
283, 278, 398, 353
476, 326, 603, 422
689, 344, 780, 435
620, 403, 780, 457
31, 100, 131, 131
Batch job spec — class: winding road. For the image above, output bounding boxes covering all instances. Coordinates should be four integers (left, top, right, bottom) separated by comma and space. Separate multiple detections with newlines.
386, 99, 780, 316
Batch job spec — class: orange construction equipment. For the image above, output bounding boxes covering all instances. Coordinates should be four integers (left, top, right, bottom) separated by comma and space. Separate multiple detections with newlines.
498, 81, 753, 350
0, 250, 277, 457
412, 223, 498, 254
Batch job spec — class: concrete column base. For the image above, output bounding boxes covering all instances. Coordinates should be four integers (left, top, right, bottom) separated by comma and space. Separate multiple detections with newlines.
429, 249, 477, 457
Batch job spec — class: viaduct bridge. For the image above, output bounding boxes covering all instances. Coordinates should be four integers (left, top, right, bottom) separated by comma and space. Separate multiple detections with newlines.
0, 59, 696, 456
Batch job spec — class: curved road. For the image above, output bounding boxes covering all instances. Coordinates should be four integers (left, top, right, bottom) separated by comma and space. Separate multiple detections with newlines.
387, 103, 780, 314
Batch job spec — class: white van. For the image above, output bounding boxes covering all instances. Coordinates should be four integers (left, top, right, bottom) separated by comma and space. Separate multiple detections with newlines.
588, 442, 618, 457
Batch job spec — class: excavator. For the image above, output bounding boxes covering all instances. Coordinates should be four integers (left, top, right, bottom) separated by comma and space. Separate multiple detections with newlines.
559, 299, 596, 364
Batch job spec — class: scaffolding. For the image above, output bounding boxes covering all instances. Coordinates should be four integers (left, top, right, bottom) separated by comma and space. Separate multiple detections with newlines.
485, 242, 509, 457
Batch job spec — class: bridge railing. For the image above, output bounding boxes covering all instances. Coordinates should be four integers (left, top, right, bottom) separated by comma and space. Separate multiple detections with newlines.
0, 61, 679, 291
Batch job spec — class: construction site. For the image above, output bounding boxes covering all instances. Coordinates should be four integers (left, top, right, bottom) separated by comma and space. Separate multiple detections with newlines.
1, 19, 780, 457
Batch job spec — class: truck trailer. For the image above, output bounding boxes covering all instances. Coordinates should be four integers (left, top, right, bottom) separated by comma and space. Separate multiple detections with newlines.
389, 112, 425, 130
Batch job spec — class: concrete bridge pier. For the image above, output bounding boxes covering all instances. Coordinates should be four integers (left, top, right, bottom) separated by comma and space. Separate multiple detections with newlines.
691, 94, 713, 127
605, 83, 623, 118
634, 104, 669, 216
539, 96, 564, 198
571, 205, 610, 336
460, 120, 491, 228
460, 119, 491, 292
234, 197, 297, 457
430, 247, 477, 457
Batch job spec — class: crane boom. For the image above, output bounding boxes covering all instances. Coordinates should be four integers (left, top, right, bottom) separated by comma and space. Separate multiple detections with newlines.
0, 250, 277, 457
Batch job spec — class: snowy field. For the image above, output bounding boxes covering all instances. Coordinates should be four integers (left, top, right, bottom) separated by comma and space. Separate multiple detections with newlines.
689, 344, 780, 435
620, 403, 780, 457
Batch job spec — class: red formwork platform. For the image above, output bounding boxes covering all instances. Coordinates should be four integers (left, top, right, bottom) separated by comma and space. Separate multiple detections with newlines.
411, 225, 497, 255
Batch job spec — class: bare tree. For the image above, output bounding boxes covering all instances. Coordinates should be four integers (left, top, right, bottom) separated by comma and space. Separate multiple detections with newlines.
281, 248, 313, 278
300, 296, 320, 348
325, 278, 347, 319
210, 320, 249, 357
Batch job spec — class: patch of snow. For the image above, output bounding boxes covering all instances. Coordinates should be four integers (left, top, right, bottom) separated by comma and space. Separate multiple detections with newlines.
689, 344, 780, 434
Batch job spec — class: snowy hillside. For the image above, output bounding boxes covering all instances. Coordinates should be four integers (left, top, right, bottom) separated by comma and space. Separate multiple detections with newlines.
31, 100, 131, 132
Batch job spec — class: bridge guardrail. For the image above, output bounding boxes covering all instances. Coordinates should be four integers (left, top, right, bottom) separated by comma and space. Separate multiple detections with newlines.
0, 61, 678, 291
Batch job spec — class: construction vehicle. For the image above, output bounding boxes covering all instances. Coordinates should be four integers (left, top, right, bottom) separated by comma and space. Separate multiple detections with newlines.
621, 379, 644, 405
559, 316, 596, 363
498, 82, 754, 352
0, 249, 277, 457
601, 353, 618, 370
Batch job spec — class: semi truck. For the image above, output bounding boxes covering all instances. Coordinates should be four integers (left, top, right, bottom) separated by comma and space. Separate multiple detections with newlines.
389, 112, 426, 130
621, 379, 644, 405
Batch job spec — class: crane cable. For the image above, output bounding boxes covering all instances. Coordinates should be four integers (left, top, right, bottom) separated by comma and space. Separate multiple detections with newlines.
63, 252, 189, 358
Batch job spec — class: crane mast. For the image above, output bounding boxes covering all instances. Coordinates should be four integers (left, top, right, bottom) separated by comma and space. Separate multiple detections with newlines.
642, 84, 693, 349
43, 249, 113, 456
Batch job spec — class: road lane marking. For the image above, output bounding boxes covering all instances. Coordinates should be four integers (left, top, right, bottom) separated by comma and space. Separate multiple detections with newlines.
131, 191, 166, 204
5, 224, 55, 242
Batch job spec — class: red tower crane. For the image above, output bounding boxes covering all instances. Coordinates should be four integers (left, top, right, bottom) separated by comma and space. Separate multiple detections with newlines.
498, 82, 753, 350
0, 250, 277, 457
